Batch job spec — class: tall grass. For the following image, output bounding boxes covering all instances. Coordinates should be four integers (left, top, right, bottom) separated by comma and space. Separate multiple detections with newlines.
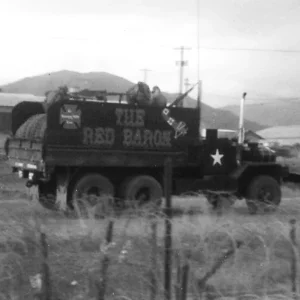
0, 195, 300, 300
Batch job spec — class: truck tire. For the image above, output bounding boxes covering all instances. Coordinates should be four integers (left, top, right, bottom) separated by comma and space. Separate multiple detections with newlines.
245, 175, 281, 215
121, 175, 163, 210
70, 173, 115, 219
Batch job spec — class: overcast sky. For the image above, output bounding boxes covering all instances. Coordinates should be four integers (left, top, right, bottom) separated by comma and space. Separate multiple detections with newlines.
1, 0, 300, 107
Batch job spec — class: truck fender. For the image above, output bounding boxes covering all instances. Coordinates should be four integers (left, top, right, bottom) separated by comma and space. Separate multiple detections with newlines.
230, 162, 288, 196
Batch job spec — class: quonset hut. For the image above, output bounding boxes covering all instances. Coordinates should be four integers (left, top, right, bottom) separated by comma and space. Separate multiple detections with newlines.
0, 93, 44, 132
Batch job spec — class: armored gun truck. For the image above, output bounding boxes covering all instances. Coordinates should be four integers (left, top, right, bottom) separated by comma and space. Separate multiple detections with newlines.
4, 86, 289, 215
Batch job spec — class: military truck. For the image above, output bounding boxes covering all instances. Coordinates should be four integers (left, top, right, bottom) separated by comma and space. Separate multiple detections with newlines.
4, 85, 289, 215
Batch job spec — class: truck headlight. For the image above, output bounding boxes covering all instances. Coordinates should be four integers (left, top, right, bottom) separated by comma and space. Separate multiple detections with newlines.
28, 172, 34, 181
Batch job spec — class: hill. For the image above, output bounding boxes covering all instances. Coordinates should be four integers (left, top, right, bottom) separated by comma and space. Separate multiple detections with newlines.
222, 98, 300, 127
0, 70, 134, 96
0, 70, 264, 131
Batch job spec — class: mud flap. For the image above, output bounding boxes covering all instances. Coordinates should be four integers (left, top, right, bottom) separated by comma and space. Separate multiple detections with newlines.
27, 185, 39, 203
56, 173, 69, 211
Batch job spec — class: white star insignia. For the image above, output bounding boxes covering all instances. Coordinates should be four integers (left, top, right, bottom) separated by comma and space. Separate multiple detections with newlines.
211, 149, 224, 166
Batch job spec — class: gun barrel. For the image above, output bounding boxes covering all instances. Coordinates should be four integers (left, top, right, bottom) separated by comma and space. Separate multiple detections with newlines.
169, 81, 201, 107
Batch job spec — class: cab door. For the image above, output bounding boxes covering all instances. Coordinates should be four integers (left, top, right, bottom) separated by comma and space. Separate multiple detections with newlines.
201, 129, 238, 175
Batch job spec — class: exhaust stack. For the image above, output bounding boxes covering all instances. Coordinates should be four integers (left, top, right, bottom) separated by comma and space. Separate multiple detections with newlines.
238, 92, 247, 144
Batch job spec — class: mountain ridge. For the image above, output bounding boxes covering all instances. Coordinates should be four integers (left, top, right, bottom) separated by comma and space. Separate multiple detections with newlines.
222, 100, 300, 127
0, 70, 265, 131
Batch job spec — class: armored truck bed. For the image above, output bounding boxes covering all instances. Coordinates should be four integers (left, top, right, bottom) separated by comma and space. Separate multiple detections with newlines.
6, 99, 201, 171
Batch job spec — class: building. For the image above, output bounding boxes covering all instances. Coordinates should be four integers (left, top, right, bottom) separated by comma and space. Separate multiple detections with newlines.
244, 130, 265, 143
0, 93, 44, 132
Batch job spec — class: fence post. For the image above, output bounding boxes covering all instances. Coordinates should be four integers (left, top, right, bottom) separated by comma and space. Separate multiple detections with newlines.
98, 219, 114, 300
40, 230, 52, 300
149, 215, 158, 300
175, 252, 182, 300
290, 219, 298, 300
164, 157, 173, 300
180, 251, 191, 300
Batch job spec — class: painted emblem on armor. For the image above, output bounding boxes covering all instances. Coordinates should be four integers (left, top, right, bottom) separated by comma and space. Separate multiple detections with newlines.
60, 104, 81, 129
162, 108, 188, 139
211, 149, 224, 166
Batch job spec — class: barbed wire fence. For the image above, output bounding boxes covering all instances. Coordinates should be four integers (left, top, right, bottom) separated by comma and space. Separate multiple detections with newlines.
0, 202, 299, 300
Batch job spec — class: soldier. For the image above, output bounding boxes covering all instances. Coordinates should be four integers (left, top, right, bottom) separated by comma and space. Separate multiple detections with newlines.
126, 82, 152, 106
151, 86, 168, 107
43, 85, 69, 111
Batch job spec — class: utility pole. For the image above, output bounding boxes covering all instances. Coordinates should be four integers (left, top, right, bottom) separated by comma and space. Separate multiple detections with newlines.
184, 78, 190, 92
140, 68, 151, 84
174, 46, 191, 106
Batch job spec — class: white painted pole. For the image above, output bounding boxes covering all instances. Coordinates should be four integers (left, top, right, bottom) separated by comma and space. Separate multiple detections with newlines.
238, 92, 247, 144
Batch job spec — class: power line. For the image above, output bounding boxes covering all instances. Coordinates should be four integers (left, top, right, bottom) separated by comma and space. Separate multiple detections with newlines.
30, 36, 300, 54
197, 46, 300, 53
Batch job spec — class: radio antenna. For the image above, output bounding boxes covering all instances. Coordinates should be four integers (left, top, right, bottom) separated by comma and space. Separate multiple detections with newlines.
196, 0, 202, 132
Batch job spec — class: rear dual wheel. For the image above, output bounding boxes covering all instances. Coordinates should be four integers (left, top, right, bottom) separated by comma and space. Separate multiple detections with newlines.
68, 173, 163, 218
68, 173, 115, 219
120, 175, 163, 211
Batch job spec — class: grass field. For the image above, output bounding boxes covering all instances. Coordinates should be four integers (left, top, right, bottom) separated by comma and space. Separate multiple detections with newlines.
1, 158, 300, 299
2, 195, 300, 299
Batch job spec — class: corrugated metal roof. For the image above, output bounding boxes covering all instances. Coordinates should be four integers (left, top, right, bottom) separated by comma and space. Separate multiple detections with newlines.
0, 93, 44, 107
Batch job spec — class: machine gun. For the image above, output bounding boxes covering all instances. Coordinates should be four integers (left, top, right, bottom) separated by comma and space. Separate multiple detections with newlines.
168, 81, 201, 108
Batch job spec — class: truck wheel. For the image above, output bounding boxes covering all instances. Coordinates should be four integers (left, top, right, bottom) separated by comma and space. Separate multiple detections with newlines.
245, 175, 281, 215
121, 175, 163, 210
70, 173, 115, 219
